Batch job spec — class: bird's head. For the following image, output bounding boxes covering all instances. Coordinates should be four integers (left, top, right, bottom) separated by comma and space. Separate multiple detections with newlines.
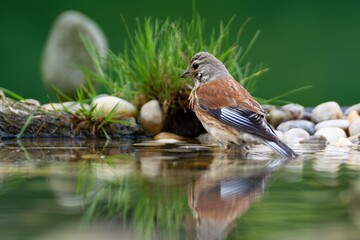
180, 52, 230, 84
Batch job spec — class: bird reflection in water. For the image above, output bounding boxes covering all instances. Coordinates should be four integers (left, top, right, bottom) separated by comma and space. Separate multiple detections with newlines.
188, 154, 291, 240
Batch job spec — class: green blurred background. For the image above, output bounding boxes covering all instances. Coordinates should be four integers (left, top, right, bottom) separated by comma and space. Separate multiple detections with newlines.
1, 0, 360, 106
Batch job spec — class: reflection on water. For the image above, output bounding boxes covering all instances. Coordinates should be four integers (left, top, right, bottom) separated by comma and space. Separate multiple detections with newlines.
0, 138, 360, 239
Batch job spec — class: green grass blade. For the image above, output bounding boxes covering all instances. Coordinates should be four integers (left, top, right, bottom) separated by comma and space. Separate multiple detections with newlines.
0, 87, 24, 100
16, 109, 37, 138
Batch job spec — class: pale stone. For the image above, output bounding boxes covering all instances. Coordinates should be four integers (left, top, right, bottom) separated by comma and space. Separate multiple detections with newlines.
345, 103, 360, 115
268, 104, 304, 127
92, 96, 137, 119
269, 108, 292, 127
42, 103, 64, 111
349, 118, 360, 136
311, 101, 343, 123
347, 110, 360, 123
314, 119, 350, 131
261, 104, 276, 114
139, 100, 163, 135
281, 103, 304, 119
21, 99, 41, 107
153, 132, 186, 141
277, 120, 315, 134
283, 128, 310, 144
314, 127, 347, 143
42, 101, 90, 112
41, 10, 108, 96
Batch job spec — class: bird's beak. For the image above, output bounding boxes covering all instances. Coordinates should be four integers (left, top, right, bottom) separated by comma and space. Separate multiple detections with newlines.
180, 69, 191, 78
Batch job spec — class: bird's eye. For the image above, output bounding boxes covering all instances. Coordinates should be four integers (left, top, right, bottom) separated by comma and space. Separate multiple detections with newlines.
192, 63, 199, 69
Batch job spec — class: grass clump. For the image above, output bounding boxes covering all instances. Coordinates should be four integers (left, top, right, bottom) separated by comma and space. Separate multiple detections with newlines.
85, 13, 267, 118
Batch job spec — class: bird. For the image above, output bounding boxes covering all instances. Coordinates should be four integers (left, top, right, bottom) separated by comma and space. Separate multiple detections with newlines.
180, 52, 297, 158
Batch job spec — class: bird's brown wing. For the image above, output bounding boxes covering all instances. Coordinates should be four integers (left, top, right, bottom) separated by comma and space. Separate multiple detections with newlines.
196, 77, 278, 142
196, 76, 267, 115
196, 76, 267, 116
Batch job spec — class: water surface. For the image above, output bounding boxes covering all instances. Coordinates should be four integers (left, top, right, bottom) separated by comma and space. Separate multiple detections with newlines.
1, 138, 360, 240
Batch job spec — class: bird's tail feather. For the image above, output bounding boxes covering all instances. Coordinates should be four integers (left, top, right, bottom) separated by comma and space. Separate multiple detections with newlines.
264, 140, 298, 158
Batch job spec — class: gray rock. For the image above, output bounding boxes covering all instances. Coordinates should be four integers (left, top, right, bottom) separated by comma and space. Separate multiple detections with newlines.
314, 119, 350, 131
301, 111, 312, 121
269, 108, 292, 127
21, 99, 41, 107
314, 127, 347, 143
349, 118, 360, 136
268, 104, 305, 127
261, 104, 276, 114
283, 128, 310, 144
277, 120, 315, 135
345, 103, 360, 115
311, 101, 343, 123
41, 10, 108, 96
281, 103, 304, 119
139, 100, 163, 135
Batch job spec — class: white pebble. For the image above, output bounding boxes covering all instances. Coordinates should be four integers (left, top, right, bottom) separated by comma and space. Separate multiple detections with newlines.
311, 101, 343, 123
92, 96, 137, 119
283, 128, 310, 144
314, 119, 350, 131
349, 118, 360, 136
314, 127, 347, 143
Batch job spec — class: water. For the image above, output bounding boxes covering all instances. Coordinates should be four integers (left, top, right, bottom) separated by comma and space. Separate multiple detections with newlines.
1, 138, 360, 240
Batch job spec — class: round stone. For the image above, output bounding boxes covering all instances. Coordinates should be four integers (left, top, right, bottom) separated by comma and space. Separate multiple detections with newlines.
314, 127, 347, 142
41, 10, 108, 96
345, 103, 360, 115
277, 120, 315, 135
314, 119, 350, 131
92, 96, 137, 119
311, 101, 343, 123
347, 110, 360, 124
269, 108, 292, 127
281, 103, 304, 119
139, 100, 163, 135
21, 99, 41, 107
283, 128, 310, 144
153, 132, 186, 141
349, 118, 360, 136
